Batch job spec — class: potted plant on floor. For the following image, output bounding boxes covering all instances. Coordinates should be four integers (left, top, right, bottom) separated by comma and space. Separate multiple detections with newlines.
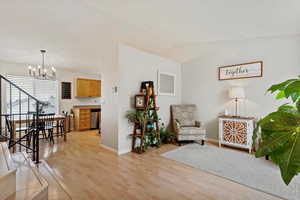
253, 75, 300, 185
160, 123, 175, 144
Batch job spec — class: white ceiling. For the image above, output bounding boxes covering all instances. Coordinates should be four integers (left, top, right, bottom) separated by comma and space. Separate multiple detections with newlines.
0, 0, 300, 72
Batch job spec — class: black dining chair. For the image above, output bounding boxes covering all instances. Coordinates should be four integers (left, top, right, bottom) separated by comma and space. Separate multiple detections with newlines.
4, 114, 35, 152
56, 119, 65, 137
35, 113, 55, 144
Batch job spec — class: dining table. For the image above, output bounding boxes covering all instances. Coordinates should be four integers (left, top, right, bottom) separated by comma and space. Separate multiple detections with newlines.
9, 115, 67, 152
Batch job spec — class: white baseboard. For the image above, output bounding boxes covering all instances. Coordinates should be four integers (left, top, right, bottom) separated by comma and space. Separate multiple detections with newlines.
117, 148, 131, 156
205, 138, 219, 144
100, 144, 131, 155
100, 144, 117, 153
195, 137, 219, 144
101, 138, 219, 155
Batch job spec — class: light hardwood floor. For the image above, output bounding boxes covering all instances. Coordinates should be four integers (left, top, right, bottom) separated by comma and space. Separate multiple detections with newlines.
39, 130, 281, 200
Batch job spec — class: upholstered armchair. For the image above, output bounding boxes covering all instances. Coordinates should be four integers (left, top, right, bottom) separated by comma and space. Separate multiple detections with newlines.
171, 104, 206, 145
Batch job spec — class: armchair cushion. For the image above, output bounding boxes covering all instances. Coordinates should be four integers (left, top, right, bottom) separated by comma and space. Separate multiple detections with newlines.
178, 134, 206, 141
180, 127, 206, 135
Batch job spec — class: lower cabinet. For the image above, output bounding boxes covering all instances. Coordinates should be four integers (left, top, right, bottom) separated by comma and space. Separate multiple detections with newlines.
74, 108, 91, 131
218, 116, 255, 153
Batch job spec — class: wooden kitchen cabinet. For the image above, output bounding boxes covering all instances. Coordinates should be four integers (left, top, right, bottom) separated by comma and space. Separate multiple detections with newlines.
73, 106, 101, 131
76, 78, 101, 97
89, 79, 101, 97
74, 108, 91, 131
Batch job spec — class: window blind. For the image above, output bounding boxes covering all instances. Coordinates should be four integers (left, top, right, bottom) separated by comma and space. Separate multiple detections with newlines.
6, 75, 58, 114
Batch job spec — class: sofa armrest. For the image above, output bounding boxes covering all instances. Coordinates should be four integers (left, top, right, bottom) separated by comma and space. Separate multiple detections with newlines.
195, 120, 202, 128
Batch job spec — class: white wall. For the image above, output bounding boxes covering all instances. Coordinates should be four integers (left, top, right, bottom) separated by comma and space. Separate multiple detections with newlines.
118, 44, 181, 154
0, 60, 101, 114
98, 44, 119, 152
181, 35, 300, 140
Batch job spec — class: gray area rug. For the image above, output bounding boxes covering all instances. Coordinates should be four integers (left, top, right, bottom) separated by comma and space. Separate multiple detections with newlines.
161, 144, 300, 200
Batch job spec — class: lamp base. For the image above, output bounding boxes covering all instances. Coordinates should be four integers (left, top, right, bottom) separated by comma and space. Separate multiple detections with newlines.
235, 98, 238, 117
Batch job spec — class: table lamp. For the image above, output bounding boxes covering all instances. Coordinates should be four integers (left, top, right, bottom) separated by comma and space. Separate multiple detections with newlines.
229, 87, 245, 117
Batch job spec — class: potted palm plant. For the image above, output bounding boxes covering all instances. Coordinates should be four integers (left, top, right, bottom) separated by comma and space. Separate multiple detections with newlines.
253, 75, 300, 185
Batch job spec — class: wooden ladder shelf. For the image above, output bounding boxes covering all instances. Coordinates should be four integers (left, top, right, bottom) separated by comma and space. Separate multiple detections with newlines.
131, 82, 160, 153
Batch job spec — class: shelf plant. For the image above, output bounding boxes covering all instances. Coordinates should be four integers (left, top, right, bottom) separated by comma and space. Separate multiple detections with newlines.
126, 110, 146, 128
253, 75, 300, 185
126, 108, 160, 152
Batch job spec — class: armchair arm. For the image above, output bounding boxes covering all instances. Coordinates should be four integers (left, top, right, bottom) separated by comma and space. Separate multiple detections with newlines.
195, 120, 202, 128
173, 119, 181, 133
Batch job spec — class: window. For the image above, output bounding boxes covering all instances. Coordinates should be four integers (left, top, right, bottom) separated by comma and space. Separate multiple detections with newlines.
6, 75, 59, 114
157, 71, 176, 96
61, 82, 72, 99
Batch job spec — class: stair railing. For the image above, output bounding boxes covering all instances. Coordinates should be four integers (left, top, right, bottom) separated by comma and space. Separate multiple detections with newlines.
0, 74, 43, 163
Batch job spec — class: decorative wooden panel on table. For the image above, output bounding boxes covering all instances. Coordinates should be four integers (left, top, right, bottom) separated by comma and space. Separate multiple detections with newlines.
218, 116, 255, 153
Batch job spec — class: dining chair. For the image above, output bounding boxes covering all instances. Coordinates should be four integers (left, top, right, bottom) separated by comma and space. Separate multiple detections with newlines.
56, 119, 65, 137
4, 114, 35, 152
36, 113, 55, 144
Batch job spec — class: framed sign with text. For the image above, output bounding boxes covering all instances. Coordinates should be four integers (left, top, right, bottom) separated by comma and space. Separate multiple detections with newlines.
218, 61, 263, 81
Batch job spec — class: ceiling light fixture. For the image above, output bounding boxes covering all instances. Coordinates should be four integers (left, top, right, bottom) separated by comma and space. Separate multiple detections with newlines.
28, 50, 56, 80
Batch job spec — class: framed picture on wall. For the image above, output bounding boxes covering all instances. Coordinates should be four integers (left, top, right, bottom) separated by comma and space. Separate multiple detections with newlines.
218, 61, 263, 81
157, 71, 176, 96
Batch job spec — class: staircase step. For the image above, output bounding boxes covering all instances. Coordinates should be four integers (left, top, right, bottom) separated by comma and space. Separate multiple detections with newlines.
0, 146, 48, 200
32, 161, 71, 200
2, 152, 48, 200
0, 142, 17, 200
12, 152, 45, 192
19, 154, 71, 199
0, 169, 17, 200
5, 186, 48, 200
1, 143, 15, 171
1, 142, 69, 200
7, 152, 70, 200
0, 143, 8, 174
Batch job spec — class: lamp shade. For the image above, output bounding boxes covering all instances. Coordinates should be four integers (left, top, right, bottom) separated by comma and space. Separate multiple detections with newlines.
229, 87, 245, 99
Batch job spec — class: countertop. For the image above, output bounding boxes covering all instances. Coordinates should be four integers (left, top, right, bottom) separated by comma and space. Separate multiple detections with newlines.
73, 105, 101, 109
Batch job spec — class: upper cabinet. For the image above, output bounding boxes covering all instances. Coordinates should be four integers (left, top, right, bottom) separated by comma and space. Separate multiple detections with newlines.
76, 78, 101, 97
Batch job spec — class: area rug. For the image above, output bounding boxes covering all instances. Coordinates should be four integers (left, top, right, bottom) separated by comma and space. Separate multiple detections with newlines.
161, 144, 300, 200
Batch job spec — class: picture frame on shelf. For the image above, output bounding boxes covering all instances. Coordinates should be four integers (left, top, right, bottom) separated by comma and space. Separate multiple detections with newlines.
135, 95, 145, 109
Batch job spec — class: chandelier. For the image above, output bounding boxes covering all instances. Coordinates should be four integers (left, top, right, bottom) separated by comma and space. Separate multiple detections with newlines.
28, 50, 56, 80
